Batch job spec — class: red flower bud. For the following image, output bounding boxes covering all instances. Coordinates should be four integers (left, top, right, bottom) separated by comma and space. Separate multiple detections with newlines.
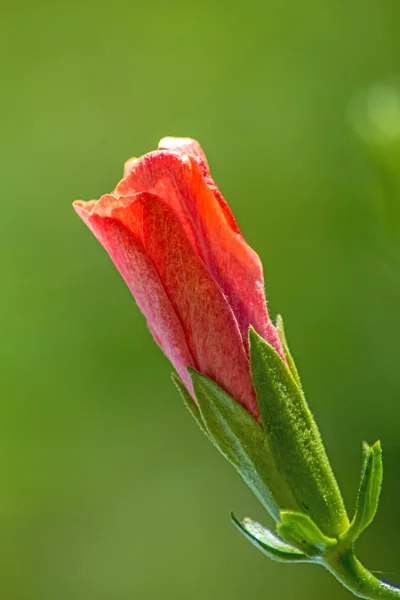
74, 138, 285, 419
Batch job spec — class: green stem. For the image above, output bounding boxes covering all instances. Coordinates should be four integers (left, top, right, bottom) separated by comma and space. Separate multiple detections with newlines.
325, 548, 400, 599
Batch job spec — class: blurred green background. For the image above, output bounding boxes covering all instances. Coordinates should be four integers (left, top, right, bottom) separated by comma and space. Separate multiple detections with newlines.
2, 0, 400, 598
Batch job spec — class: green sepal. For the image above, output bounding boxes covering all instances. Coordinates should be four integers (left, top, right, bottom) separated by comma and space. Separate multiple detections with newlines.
171, 373, 211, 440
231, 513, 311, 563
340, 441, 383, 544
249, 327, 349, 537
276, 315, 303, 391
277, 511, 337, 558
187, 367, 298, 522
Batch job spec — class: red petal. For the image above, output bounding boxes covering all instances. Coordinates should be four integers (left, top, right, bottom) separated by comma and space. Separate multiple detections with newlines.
123, 157, 139, 177
77, 192, 258, 417
74, 198, 197, 395
158, 137, 209, 166
157, 138, 240, 234
115, 149, 284, 358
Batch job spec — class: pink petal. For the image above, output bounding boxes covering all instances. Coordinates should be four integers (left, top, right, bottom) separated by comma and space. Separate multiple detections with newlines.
157, 137, 240, 233
123, 157, 139, 178
158, 137, 210, 170
115, 149, 284, 358
74, 198, 197, 395
77, 192, 258, 417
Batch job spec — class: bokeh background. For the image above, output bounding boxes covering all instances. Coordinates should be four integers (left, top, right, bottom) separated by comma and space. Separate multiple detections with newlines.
2, 0, 400, 598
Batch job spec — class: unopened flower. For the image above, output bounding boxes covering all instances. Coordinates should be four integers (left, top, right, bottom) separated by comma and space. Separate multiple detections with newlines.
74, 137, 284, 419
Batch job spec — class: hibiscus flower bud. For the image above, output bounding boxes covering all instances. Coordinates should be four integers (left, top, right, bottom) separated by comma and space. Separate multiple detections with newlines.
74, 137, 284, 420
74, 137, 348, 540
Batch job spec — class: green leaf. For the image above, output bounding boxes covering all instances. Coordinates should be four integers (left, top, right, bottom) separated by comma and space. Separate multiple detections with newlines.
231, 513, 311, 563
277, 511, 337, 558
249, 327, 349, 538
171, 373, 211, 440
276, 314, 303, 391
340, 441, 383, 544
188, 367, 298, 522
